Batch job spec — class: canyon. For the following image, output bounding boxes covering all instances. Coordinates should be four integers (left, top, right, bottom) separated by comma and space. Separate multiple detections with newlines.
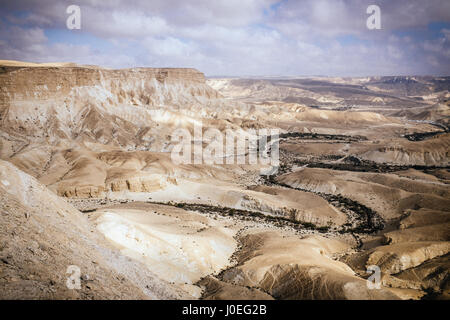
0, 60, 448, 300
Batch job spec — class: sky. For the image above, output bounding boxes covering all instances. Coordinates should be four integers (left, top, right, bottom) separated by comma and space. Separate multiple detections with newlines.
0, 0, 449, 76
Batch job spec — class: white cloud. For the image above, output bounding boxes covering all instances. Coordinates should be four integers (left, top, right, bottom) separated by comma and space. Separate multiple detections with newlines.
0, 0, 449, 76
85, 10, 171, 38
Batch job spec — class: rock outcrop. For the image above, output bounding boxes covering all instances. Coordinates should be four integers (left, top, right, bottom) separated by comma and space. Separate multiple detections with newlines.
219, 231, 399, 300
0, 160, 188, 299
0, 63, 220, 144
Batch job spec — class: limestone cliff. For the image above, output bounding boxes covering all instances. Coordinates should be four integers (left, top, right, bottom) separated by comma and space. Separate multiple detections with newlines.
0, 63, 220, 138
0, 62, 224, 164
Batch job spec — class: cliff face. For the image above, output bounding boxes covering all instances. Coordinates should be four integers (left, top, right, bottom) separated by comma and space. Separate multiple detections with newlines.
0, 65, 212, 102
0, 65, 219, 124
0, 64, 222, 156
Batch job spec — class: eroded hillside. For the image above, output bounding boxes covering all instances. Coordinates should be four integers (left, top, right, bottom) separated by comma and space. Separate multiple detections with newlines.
0, 61, 448, 300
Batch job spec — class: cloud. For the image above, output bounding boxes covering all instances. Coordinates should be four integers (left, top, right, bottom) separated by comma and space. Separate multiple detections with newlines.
0, 0, 449, 76
269, 0, 450, 38
441, 28, 450, 41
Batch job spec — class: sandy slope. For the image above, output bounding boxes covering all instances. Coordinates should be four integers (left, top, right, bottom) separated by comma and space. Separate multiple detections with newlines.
0, 160, 188, 299
278, 168, 450, 220
91, 203, 238, 297
219, 230, 399, 299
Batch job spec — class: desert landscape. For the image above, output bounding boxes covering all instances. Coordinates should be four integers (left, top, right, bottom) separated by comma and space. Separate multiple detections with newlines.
0, 59, 448, 300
